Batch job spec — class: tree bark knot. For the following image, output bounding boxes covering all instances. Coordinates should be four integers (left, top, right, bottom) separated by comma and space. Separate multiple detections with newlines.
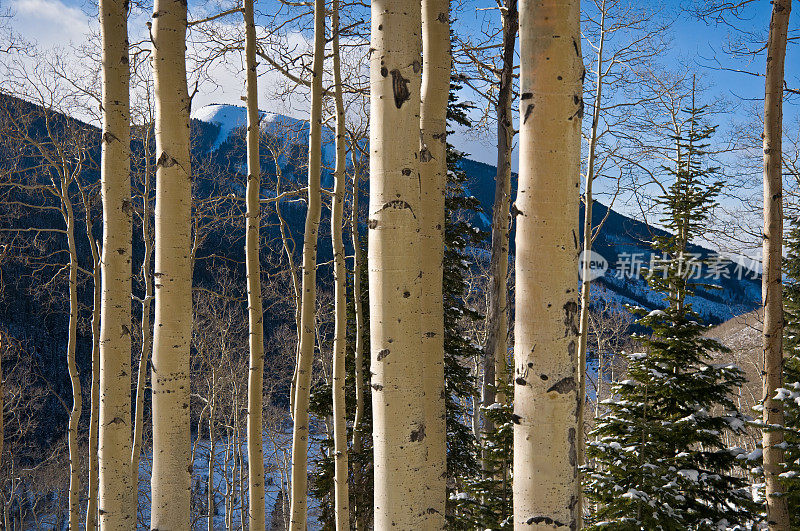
390, 69, 411, 109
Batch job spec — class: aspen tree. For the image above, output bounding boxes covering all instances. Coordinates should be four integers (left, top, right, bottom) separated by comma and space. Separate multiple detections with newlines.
369, 1, 430, 527
150, 0, 193, 526
762, 0, 792, 529
514, 0, 581, 529
331, 0, 350, 527
288, 0, 324, 527
576, 2, 605, 519
419, 0, 449, 523
98, 0, 133, 526
64, 177, 81, 531
349, 136, 367, 531
243, 0, 267, 529
483, 0, 518, 435
131, 116, 154, 507
85, 210, 101, 531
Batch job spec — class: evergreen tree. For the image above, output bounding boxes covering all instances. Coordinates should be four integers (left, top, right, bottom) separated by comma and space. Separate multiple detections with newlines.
584, 103, 755, 530
441, 75, 484, 525
309, 236, 373, 530
773, 215, 800, 528
447, 74, 513, 529
450, 378, 514, 529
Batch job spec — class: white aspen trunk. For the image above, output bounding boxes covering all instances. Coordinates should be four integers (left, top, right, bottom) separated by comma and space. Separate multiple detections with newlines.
85, 242, 101, 531
98, 0, 133, 526
150, 0, 192, 526
514, 0, 582, 529
369, 1, 429, 527
576, 4, 605, 523
208, 375, 216, 531
61, 180, 82, 531
288, 0, 324, 526
483, 0, 518, 436
243, 1, 266, 529
349, 143, 367, 531
762, 1, 792, 529
331, 1, 350, 527
131, 126, 154, 510
419, 2, 449, 523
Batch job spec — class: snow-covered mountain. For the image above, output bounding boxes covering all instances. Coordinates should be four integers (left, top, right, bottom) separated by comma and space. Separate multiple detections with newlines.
191, 103, 761, 324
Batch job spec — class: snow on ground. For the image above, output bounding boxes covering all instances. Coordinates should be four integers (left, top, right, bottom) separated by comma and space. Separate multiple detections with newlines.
134, 432, 322, 530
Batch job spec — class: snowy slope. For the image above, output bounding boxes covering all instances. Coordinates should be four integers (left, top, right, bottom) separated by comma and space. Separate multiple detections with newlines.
192, 103, 338, 169
192, 103, 761, 324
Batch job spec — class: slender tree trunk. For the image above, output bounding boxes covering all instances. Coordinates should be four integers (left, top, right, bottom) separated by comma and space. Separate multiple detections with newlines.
85, 245, 101, 531
349, 140, 367, 531
243, 1, 266, 529
131, 126, 154, 513
762, 1, 792, 529
369, 1, 429, 527
150, 0, 192, 526
419, 2, 449, 523
576, 3, 605, 523
208, 374, 216, 531
62, 181, 82, 531
331, 1, 350, 527
288, 0, 324, 527
98, 0, 133, 526
482, 0, 518, 439
514, 1, 582, 529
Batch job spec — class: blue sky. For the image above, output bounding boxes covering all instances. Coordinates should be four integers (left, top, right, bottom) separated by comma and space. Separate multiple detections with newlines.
4, 0, 798, 254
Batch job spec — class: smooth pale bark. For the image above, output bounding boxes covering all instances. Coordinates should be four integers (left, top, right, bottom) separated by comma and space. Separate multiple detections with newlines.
208, 374, 216, 531
85, 233, 100, 531
576, 3, 606, 521
762, 1, 792, 529
419, 0, 449, 523
331, 1, 350, 527
349, 141, 367, 531
131, 126, 154, 507
98, 0, 133, 526
288, 0, 324, 527
62, 180, 81, 531
514, 1, 582, 529
482, 0, 518, 435
243, 1, 266, 529
150, 0, 192, 526
369, 1, 429, 527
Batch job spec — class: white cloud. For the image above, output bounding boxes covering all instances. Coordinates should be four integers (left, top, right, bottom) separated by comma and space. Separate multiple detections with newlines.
10, 0, 94, 49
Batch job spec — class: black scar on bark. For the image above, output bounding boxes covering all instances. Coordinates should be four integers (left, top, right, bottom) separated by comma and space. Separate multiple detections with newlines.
563, 300, 578, 337
567, 426, 577, 469
523, 103, 535, 124
391, 69, 411, 108
377, 349, 390, 361
547, 377, 575, 394
375, 200, 416, 219
521, 92, 533, 100
510, 414, 522, 425
525, 516, 568, 527
515, 377, 527, 386
410, 423, 426, 442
